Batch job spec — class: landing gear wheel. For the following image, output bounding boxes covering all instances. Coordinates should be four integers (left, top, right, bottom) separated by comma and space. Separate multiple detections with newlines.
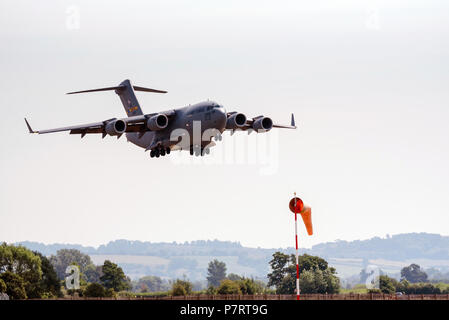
193, 146, 200, 156
150, 150, 155, 158
192, 145, 201, 156
201, 147, 210, 156
161, 148, 166, 156
166, 148, 171, 155
214, 133, 222, 141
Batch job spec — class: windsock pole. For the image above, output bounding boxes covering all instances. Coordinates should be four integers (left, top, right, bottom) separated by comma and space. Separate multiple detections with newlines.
294, 192, 300, 300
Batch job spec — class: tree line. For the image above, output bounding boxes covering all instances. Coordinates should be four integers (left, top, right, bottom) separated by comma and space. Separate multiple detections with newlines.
0, 243, 130, 299
4, 242, 446, 299
367, 264, 449, 295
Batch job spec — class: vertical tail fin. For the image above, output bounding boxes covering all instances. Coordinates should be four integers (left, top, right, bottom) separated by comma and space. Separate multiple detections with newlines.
115, 79, 143, 117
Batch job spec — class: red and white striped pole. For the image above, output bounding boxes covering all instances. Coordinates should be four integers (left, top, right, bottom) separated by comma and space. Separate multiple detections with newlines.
294, 192, 300, 300
289, 194, 312, 300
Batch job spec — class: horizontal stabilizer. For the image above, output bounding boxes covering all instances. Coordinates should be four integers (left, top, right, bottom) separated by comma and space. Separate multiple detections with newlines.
133, 86, 167, 94
66, 86, 124, 95
67, 85, 167, 95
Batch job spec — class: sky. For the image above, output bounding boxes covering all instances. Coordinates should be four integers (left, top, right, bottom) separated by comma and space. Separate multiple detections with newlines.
0, 0, 448, 249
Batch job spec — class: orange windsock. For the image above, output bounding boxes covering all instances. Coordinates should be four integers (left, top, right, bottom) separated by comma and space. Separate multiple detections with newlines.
300, 206, 313, 235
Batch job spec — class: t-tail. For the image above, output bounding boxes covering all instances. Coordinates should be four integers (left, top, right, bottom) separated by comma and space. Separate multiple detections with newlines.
66, 79, 167, 117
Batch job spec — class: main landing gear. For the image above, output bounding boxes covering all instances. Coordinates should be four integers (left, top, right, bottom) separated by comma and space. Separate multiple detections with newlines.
189, 145, 210, 157
150, 147, 171, 158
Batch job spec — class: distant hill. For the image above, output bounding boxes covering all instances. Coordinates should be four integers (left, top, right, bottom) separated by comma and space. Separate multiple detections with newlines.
13, 233, 449, 280
309, 233, 449, 260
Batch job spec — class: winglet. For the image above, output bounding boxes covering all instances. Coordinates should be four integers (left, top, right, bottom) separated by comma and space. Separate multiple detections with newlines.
24, 118, 37, 134
291, 113, 295, 127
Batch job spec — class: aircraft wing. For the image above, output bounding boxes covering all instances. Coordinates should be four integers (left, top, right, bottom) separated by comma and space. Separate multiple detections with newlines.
228, 113, 297, 131
24, 110, 176, 138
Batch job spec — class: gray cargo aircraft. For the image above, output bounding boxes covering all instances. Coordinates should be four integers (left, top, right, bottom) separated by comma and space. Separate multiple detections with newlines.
25, 79, 296, 157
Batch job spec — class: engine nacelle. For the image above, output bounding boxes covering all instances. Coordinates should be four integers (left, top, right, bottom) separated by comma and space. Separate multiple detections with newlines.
226, 113, 247, 129
105, 119, 127, 136
252, 117, 273, 131
147, 114, 168, 131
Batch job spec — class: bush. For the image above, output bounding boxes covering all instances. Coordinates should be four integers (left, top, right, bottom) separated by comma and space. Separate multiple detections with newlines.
379, 275, 396, 294
206, 286, 217, 295
83, 283, 106, 297
237, 278, 265, 294
217, 279, 242, 295
171, 279, 193, 296
402, 283, 441, 294
367, 288, 382, 294
105, 288, 116, 298
0, 279, 6, 293
117, 291, 136, 298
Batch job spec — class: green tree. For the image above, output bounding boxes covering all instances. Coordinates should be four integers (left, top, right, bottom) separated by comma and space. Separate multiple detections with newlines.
100, 260, 130, 292
83, 282, 106, 297
207, 259, 227, 287
267, 252, 340, 294
237, 277, 265, 294
401, 264, 428, 283
217, 279, 242, 294
0, 243, 42, 298
49, 249, 93, 280
267, 252, 289, 289
0, 271, 27, 299
378, 275, 396, 294
33, 251, 62, 298
171, 279, 193, 296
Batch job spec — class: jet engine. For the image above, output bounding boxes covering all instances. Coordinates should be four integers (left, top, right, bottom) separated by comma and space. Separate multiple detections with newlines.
226, 113, 247, 129
105, 119, 127, 136
252, 117, 273, 131
146, 114, 168, 131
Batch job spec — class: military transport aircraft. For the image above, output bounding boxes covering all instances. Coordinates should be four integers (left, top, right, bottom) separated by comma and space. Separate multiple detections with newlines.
25, 79, 296, 157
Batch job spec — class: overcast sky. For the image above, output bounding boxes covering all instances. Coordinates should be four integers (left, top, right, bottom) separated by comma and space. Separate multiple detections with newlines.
1, 0, 448, 249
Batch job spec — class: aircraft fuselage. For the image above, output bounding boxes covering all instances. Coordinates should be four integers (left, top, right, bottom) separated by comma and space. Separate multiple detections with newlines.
126, 101, 227, 153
